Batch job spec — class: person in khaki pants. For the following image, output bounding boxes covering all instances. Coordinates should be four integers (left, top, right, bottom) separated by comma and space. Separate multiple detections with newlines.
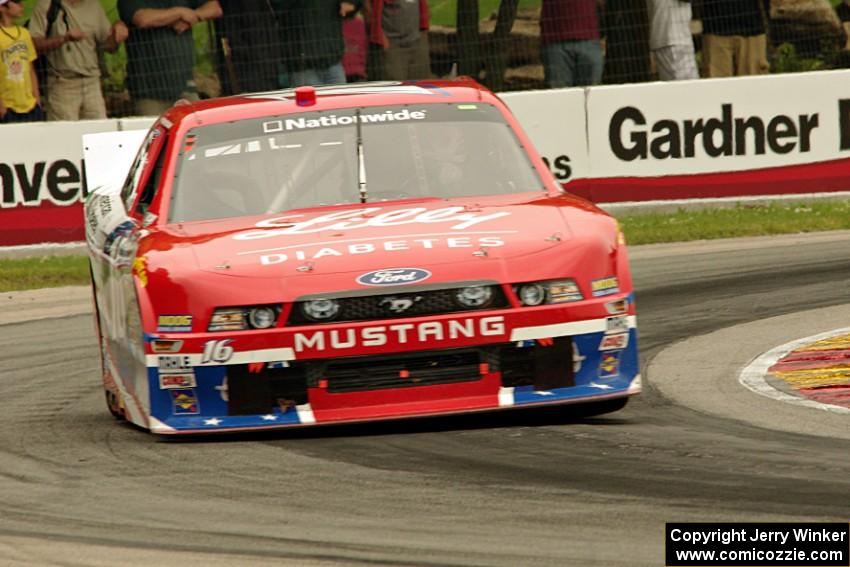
700, 0, 770, 77
28, 0, 128, 120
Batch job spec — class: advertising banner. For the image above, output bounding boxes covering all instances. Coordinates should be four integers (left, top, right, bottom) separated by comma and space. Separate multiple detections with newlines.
581, 70, 850, 201
502, 89, 589, 185
1, 120, 116, 246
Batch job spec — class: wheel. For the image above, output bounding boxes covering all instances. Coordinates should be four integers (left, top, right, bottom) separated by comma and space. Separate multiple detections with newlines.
90, 263, 125, 422
105, 388, 125, 420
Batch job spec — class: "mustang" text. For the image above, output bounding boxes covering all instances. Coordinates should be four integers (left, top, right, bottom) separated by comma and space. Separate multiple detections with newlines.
294, 316, 506, 352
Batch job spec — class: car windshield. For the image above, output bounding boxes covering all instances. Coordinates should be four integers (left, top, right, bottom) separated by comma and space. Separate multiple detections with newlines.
168, 102, 544, 223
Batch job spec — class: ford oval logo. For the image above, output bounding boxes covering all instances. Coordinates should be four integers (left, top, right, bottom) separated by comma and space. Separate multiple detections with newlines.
357, 268, 432, 286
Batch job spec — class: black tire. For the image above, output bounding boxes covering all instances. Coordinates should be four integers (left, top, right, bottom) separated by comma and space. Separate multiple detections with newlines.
105, 389, 125, 420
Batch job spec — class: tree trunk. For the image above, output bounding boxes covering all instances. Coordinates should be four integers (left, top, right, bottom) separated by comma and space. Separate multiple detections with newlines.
456, 0, 482, 77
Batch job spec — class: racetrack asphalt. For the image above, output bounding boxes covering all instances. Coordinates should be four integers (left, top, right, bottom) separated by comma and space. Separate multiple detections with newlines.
3, 230, 850, 566
3, 231, 849, 439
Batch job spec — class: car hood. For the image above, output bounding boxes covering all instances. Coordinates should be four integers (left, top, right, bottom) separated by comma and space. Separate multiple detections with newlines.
181, 197, 579, 278
137, 195, 622, 308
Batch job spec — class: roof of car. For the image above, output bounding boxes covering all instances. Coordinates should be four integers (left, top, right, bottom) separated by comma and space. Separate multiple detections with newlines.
159, 78, 501, 129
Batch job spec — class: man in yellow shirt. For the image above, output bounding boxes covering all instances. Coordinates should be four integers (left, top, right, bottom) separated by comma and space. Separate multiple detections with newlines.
0, 0, 42, 123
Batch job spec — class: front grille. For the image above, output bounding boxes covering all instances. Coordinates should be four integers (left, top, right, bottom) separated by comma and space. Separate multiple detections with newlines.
287, 286, 508, 326
225, 338, 575, 412
318, 349, 484, 393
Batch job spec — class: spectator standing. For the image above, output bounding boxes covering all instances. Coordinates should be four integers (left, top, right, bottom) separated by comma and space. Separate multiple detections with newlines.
369, 0, 430, 81
700, 0, 770, 77
276, 0, 361, 87
342, 11, 367, 82
28, 0, 128, 121
214, 0, 279, 95
117, 0, 222, 116
647, 0, 698, 80
539, 0, 604, 88
0, 0, 42, 123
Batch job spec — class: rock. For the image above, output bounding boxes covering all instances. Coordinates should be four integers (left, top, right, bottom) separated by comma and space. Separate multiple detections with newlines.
770, 0, 846, 56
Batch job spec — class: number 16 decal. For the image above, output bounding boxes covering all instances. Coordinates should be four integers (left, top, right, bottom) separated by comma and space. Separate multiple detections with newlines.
201, 339, 234, 364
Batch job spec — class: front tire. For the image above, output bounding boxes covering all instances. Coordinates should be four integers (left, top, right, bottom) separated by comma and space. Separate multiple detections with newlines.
105, 389, 125, 420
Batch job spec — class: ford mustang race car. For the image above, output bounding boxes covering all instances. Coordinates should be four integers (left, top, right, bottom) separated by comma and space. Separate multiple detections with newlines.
84, 79, 640, 435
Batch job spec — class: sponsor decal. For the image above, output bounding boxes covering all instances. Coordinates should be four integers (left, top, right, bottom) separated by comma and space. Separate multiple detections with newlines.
599, 352, 621, 378
591, 277, 620, 297
605, 298, 628, 314
606, 315, 629, 334
257, 236, 506, 265
293, 316, 506, 352
235, 207, 511, 240
201, 339, 235, 364
263, 108, 427, 132
599, 332, 629, 351
171, 389, 200, 415
151, 339, 183, 353
159, 373, 196, 389
609, 104, 819, 161
158, 355, 192, 372
133, 257, 148, 287
158, 355, 196, 388
157, 315, 193, 333
357, 268, 431, 287
103, 220, 136, 262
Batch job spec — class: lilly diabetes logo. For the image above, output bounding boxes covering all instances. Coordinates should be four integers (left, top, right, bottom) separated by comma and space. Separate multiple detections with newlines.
357, 268, 432, 286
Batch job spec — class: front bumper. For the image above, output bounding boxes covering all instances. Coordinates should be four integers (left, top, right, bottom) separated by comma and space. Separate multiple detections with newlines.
138, 296, 640, 434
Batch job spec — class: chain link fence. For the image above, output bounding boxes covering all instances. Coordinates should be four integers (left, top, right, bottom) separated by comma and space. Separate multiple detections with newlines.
24, 0, 850, 116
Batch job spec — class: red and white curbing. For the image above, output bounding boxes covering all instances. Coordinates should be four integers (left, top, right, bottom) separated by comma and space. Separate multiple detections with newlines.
739, 327, 850, 414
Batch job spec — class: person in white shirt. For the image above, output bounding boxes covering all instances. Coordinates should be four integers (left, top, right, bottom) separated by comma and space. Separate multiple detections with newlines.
647, 0, 698, 80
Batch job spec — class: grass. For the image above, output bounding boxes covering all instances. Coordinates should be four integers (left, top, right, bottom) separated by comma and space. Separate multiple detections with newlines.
0, 255, 91, 292
617, 200, 850, 245
3, 199, 850, 292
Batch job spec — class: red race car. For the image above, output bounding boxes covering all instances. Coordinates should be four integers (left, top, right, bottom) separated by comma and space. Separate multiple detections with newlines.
84, 80, 640, 434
